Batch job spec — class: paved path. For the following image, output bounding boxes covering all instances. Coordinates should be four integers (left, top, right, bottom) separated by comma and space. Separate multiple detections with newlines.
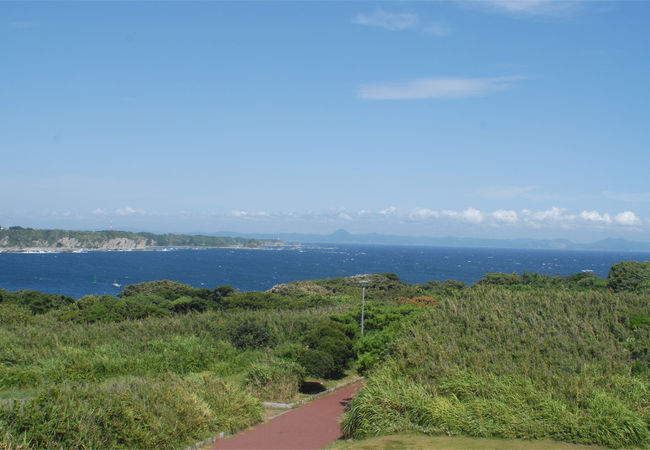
213, 381, 362, 450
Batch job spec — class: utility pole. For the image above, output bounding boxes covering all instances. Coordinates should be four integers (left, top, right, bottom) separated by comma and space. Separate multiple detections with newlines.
360, 280, 368, 337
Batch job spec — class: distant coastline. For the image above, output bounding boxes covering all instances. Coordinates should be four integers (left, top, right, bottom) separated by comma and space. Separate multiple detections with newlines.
0, 226, 284, 253
212, 229, 650, 253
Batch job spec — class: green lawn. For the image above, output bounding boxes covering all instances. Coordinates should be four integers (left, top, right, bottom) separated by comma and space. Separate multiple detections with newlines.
328, 434, 607, 449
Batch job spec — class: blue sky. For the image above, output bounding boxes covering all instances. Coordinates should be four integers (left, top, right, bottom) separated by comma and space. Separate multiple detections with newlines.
1, 0, 649, 241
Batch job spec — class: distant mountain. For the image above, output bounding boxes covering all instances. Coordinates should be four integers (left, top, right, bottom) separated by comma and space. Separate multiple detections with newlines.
207, 229, 650, 252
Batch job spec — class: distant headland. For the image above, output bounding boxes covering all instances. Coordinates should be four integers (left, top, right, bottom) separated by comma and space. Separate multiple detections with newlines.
0, 226, 283, 253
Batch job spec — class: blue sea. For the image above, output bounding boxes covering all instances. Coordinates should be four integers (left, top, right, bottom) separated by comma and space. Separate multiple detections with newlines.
1, 245, 650, 298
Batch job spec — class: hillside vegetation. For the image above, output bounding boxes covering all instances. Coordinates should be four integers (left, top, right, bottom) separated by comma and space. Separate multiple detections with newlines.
0, 261, 648, 448
0, 226, 277, 251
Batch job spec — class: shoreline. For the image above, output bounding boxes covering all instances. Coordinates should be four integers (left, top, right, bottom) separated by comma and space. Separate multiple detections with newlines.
0, 244, 298, 254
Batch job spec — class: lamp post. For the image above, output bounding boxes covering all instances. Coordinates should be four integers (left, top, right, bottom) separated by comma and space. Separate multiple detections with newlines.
360, 280, 368, 337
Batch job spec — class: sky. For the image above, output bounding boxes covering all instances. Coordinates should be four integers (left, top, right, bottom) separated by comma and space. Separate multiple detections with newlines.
1, 0, 650, 242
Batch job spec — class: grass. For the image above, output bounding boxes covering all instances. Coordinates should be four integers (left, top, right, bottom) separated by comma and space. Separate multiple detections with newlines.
0, 303, 356, 448
0, 305, 348, 389
342, 287, 650, 448
327, 433, 607, 449
0, 373, 263, 449
2, 271, 648, 449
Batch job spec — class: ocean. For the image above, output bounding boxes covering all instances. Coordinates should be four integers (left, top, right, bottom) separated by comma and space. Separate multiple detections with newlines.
1, 245, 650, 298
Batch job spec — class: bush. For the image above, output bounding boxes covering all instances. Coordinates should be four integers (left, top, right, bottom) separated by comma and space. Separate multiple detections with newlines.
303, 320, 354, 377
245, 357, 304, 401
297, 349, 337, 379
608, 261, 650, 292
119, 280, 208, 300
272, 341, 305, 362
0, 289, 75, 315
475, 273, 522, 286
56, 295, 170, 323
231, 319, 274, 350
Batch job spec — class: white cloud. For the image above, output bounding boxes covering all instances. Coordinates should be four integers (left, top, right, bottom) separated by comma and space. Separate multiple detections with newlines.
614, 211, 641, 226
442, 208, 484, 224
379, 206, 398, 216
579, 210, 612, 224
338, 212, 353, 221
492, 209, 518, 223
462, 0, 579, 16
359, 76, 524, 100
530, 207, 567, 222
115, 207, 145, 216
461, 208, 484, 224
92, 207, 145, 216
353, 10, 419, 31
409, 208, 439, 220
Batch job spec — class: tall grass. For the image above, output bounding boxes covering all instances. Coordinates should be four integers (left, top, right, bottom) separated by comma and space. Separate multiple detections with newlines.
342, 287, 650, 448
0, 304, 349, 448
0, 305, 347, 389
1, 373, 263, 448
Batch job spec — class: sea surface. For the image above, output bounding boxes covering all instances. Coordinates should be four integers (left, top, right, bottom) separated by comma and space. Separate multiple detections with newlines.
1, 245, 650, 298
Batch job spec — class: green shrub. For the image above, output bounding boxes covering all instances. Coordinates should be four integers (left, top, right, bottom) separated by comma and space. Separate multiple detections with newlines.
245, 357, 304, 401
475, 273, 522, 286
297, 349, 337, 379
272, 341, 305, 362
230, 318, 274, 350
169, 296, 208, 313
56, 295, 170, 323
0, 289, 74, 315
303, 320, 354, 377
608, 261, 650, 292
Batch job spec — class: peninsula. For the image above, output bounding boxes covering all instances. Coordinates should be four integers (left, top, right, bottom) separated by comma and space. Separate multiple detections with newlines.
0, 226, 281, 252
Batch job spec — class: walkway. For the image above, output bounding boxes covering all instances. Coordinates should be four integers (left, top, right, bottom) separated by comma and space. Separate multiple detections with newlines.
212, 381, 362, 449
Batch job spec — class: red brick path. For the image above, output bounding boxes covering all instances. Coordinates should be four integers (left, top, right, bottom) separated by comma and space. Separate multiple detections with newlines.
212, 381, 362, 449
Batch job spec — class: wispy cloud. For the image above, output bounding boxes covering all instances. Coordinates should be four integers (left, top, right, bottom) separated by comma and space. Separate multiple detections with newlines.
423, 22, 452, 37
353, 9, 450, 36
353, 9, 419, 31
603, 191, 650, 203
8, 20, 40, 30
359, 76, 524, 100
460, 0, 581, 16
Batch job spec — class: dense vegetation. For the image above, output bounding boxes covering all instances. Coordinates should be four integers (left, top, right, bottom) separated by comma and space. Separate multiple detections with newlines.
0, 226, 277, 250
0, 261, 648, 448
